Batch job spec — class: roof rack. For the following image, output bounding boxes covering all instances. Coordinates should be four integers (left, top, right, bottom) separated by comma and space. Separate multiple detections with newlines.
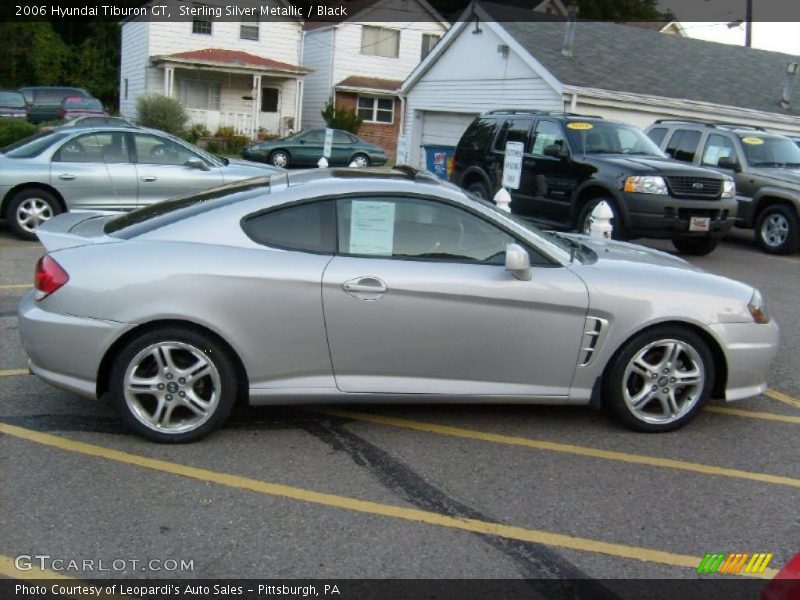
653, 119, 766, 131
484, 109, 604, 119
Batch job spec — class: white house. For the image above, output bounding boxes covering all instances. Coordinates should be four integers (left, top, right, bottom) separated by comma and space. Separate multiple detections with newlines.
399, 1, 800, 169
120, 0, 308, 138
300, 0, 449, 159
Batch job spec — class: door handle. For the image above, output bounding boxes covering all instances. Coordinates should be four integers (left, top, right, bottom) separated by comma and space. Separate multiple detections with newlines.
58, 173, 76, 180
342, 277, 387, 297
140, 176, 157, 182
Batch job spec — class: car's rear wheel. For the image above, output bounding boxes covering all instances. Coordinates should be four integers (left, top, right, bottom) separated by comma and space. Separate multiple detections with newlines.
351, 153, 370, 168
7, 188, 62, 241
672, 236, 720, 256
577, 198, 627, 241
270, 150, 290, 168
604, 326, 713, 432
466, 181, 490, 200
109, 327, 238, 443
755, 204, 799, 255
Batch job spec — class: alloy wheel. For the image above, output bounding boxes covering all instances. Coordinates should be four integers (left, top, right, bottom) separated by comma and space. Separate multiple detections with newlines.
16, 198, 54, 233
760, 213, 790, 248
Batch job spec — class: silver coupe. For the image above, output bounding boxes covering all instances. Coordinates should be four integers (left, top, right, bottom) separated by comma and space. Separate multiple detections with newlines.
18, 168, 779, 442
0, 125, 283, 239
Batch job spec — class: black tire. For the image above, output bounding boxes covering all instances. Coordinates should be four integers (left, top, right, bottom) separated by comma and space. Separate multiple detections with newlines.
6, 188, 62, 241
466, 180, 490, 200
109, 327, 238, 443
672, 236, 720, 256
351, 153, 370, 167
270, 150, 290, 168
754, 204, 800, 255
577, 198, 628, 241
604, 325, 714, 433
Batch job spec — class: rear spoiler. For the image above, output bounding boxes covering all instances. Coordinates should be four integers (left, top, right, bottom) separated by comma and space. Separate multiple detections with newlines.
36, 210, 120, 252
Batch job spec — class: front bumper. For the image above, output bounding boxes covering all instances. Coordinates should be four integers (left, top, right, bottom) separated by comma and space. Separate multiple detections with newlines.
18, 292, 130, 399
709, 319, 780, 402
624, 193, 738, 239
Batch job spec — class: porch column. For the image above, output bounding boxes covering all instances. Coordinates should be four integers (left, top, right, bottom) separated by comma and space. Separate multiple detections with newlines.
163, 66, 175, 97
251, 74, 261, 139
296, 79, 303, 131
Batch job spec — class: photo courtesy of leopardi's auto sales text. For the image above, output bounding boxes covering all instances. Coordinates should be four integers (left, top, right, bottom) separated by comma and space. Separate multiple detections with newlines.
0, 0, 799, 598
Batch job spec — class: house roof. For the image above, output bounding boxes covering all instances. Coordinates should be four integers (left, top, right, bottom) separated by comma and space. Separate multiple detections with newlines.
152, 49, 310, 75
335, 75, 404, 93
494, 15, 800, 117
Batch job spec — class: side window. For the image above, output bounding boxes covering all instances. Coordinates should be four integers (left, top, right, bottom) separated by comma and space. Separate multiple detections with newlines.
337, 197, 517, 265
531, 120, 566, 156
303, 130, 326, 144
494, 118, 533, 153
665, 129, 701, 162
243, 201, 335, 254
55, 132, 130, 163
133, 134, 200, 166
647, 127, 668, 147
333, 131, 352, 144
701, 134, 736, 167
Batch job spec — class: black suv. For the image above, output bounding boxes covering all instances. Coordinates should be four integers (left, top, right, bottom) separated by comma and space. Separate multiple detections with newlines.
646, 120, 800, 254
450, 111, 736, 255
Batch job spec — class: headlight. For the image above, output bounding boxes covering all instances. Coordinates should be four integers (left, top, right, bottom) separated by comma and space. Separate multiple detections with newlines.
624, 176, 668, 195
748, 288, 769, 324
721, 177, 735, 199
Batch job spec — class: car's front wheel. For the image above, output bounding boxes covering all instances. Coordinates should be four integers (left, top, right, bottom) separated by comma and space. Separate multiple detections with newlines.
466, 181, 490, 200
109, 327, 238, 443
604, 326, 713, 432
270, 150, 290, 168
351, 153, 370, 168
755, 204, 799, 255
672, 236, 720, 256
7, 188, 62, 240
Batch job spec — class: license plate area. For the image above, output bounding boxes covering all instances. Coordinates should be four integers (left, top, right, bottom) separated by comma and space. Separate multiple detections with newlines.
689, 217, 711, 232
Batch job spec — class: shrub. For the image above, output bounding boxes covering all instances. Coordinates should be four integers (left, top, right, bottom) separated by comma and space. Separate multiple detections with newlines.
0, 120, 40, 148
135, 94, 188, 135
182, 123, 210, 144
206, 139, 223, 154
214, 126, 237, 139
224, 135, 249, 155
321, 98, 362, 134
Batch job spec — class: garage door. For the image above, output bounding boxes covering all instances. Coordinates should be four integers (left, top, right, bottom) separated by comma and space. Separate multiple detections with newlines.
414, 111, 478, 168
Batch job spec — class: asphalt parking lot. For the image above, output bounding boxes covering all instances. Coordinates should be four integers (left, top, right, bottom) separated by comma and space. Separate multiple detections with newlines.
1, 223, 798, 586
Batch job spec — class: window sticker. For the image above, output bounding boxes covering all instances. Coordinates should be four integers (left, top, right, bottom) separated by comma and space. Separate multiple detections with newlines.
741, 137, 764, 145
349, 201, 396, 255
566, 122, 593, 130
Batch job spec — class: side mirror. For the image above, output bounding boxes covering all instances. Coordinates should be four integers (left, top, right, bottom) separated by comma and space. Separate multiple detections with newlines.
185, 157, 210, 171
505, 243, 532, 281
717, 156, 741, 172
543, 143, 568, 160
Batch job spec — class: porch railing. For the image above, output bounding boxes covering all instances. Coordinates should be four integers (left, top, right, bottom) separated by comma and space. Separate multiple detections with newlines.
186, 109, 255, 138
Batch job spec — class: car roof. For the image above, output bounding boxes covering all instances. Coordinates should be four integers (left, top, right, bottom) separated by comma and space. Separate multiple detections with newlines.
481, 110, 605, 121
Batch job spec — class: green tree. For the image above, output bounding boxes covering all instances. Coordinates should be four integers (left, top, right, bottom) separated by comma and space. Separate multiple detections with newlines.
321, 99, 363, 134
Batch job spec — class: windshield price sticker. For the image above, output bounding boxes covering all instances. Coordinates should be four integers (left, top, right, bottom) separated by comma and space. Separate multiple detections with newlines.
567, 122, 594, 130
742, 136, 764, 145
502, 141, 525, 190
349, 201, 396, 255
323, 128, 334, 158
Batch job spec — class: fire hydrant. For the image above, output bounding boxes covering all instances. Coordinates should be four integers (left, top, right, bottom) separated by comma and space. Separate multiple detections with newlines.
589, 201, 614, 239
317, 157, 328, 168
493, 187, 512, 213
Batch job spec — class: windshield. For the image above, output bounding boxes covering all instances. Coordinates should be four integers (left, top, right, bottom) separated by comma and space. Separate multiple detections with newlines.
566, 121, 666, 157
63, 97, 103, 110
738, 134, 800, 167
0, 91, 26, 108
1, 131, 67, 158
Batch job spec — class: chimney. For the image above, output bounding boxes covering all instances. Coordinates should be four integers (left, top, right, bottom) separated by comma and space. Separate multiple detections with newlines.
561, 4, 579, 58
780, 62, 798, 110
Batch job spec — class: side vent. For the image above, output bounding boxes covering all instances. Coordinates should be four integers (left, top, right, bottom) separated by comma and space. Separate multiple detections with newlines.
578, 316, 608, 366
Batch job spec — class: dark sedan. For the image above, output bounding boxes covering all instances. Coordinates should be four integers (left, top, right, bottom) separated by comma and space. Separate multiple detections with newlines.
242, 128, 388, 168
0, 90, 28, 119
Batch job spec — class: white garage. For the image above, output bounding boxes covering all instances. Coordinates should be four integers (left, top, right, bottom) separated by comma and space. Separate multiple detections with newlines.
410, 110, 479, 168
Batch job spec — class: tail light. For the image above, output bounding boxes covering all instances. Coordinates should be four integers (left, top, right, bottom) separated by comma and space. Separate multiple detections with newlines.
34, 255, 69, 300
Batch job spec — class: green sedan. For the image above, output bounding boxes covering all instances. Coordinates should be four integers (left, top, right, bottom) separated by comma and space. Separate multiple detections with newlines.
241, 128, 388, 168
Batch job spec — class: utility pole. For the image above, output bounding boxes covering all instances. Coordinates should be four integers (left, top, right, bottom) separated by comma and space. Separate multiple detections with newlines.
745, 0, 753, 47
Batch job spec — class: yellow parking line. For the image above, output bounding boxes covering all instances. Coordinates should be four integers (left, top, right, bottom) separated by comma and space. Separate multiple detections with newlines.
0, 283, 31, 289
765, 388, 800, 410
0, 369, 29, 377
0, 422, 776, 578
314, 408, 800, 489
706, 406, 800, 425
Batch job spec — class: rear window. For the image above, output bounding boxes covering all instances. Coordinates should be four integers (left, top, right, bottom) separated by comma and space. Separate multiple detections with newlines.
1, 131, 67, 158
243, 201, 335, 253
34, 88, 86, 103
0, 91, 26, 108
458, 118, 499, 152
63, 97, 103, 110
104, 177, 270, 238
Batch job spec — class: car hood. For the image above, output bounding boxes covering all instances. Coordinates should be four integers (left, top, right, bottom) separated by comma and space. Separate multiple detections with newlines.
562, 234, 755, 323
221, 158, 283, 177
747, 167, 800, 189
594, 155, 725, 178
